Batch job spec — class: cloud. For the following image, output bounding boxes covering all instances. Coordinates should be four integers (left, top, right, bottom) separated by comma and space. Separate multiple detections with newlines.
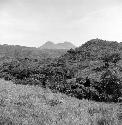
0, 0, 122, 47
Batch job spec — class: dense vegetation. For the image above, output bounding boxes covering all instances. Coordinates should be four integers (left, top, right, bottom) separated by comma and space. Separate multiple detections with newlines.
0, 44, 67, 60
0, 39, 122, 103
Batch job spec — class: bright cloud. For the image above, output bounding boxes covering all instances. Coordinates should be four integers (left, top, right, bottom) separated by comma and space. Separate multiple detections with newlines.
0, 0, 122, 47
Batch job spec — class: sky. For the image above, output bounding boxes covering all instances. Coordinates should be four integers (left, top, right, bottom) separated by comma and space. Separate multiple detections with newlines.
0, 0, 122, 47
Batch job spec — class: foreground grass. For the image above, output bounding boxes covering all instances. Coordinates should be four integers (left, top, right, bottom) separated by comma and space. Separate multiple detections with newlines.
0, 79, 121, 125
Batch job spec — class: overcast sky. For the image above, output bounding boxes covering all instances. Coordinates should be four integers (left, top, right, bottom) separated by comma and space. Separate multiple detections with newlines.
0, 0, 122, 47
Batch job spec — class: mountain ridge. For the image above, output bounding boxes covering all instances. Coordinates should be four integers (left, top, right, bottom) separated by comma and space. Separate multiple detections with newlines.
39, 41, 76, 49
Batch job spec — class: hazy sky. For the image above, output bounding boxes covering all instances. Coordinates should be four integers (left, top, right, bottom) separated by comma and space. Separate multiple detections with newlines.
0, 0, 122, 47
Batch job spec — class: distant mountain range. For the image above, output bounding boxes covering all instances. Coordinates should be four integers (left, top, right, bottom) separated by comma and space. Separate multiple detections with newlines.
39, 41, 76, 49
0, 44, 67, 61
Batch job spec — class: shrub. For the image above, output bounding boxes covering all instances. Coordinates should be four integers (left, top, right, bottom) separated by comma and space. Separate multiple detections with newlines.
97, 117, 109, 125
0, 116, 15, 125
98, 70, 121, 102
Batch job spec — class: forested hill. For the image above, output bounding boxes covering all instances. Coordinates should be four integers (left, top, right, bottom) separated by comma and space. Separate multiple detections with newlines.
61, 39, 120, 62
0, 44, 67, 61
59, 39, 122, 80
0, 39, 122, 102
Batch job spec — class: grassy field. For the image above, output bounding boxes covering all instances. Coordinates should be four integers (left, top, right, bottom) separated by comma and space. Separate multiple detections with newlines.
0, 79, 121, 125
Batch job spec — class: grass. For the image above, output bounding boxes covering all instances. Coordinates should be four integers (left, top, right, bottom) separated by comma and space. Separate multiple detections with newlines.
0, 79, 121, 125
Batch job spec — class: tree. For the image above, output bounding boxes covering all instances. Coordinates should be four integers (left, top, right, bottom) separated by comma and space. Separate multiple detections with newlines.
100, 54, 110, 68
109, 53, 121, 65
99, 70, 121, 102
99, 52, 121, 68
84, 77, 91, 87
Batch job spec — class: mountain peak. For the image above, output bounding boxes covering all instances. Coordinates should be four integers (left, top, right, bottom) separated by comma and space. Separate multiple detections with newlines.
40, 41, 76, 50
45, 41, 54, 45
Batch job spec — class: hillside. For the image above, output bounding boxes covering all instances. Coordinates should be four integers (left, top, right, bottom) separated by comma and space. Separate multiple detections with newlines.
0, 79, 121, 125
39, 41, 76, 49
60, 39, 121, 79
0, 39, 122, 103
0, 44, 67, 62
62, 38, 119, 61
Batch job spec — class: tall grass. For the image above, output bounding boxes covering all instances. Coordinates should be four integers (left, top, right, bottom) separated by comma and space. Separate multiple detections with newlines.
0, 79, 121, 125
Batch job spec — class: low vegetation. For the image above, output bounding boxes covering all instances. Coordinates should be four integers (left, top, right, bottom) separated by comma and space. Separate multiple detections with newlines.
0, 79, 121, 125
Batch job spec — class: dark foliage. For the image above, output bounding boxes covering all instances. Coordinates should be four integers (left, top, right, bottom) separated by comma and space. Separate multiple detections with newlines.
84, 77, 91, 87
99, 70, 121, 102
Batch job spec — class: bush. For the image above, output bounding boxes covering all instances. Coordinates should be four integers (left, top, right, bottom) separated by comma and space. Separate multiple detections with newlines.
98, 70, 121, 102
0, 116, 15, 125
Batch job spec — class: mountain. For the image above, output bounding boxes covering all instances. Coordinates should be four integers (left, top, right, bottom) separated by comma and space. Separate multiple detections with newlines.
0, 44, 67, 61
62, 38, 119, 61
59, 38, 121, 81
39, 41, 76, 49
